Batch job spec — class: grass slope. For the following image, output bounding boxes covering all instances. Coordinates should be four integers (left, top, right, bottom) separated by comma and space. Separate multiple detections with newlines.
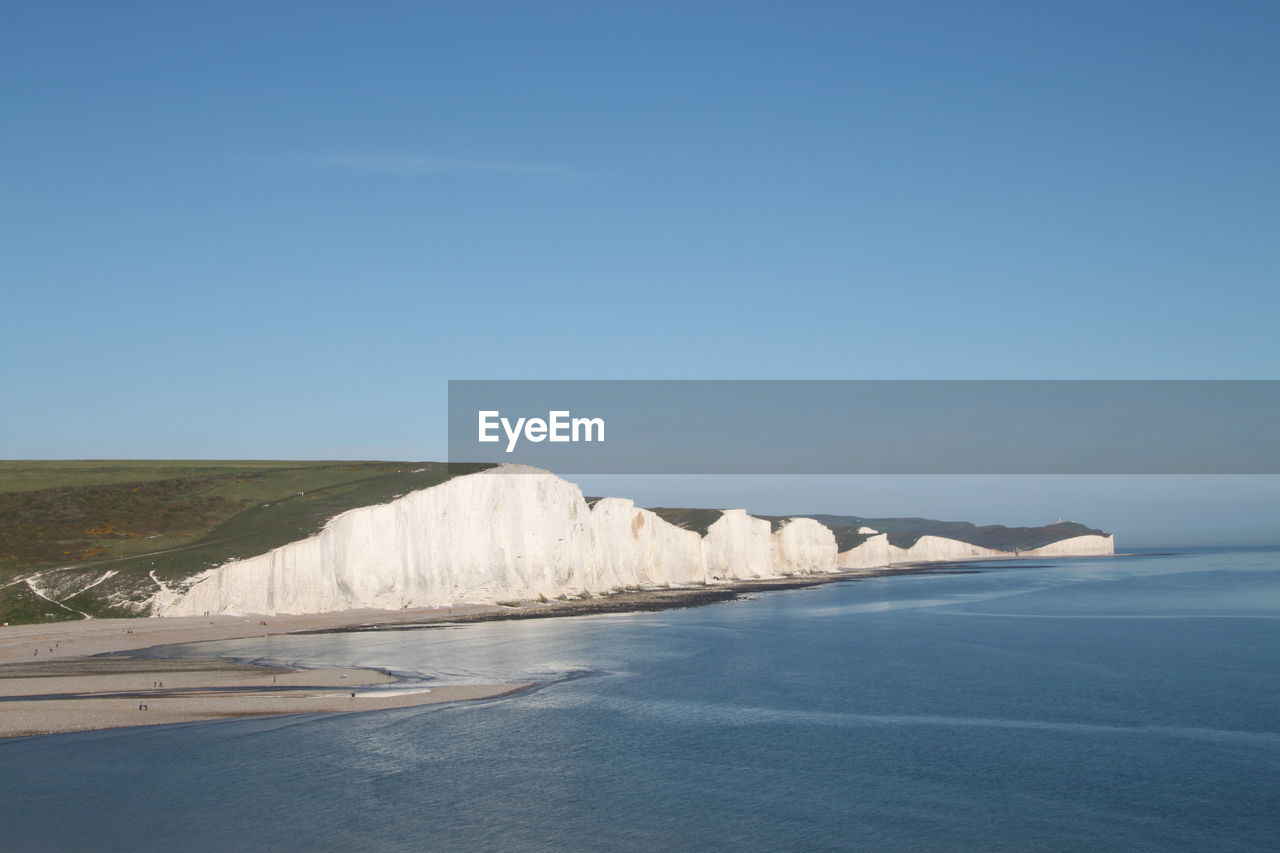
0, 461, 493, 623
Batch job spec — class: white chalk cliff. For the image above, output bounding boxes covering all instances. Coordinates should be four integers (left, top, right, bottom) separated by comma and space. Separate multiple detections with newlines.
837, 533, 1005, 568
1018, 535, 1116, 557
158, 465, 1114, 617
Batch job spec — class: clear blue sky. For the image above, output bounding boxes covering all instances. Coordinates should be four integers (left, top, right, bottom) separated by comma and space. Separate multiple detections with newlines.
3, 2, 1277, 542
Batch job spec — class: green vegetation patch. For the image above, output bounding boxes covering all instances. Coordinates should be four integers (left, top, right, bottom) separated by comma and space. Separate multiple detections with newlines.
0, 460, 316, 494
802, 514, 1106, 551
0, 460, 494, 623
823, 525, 875, 552
646, 507, 725, 537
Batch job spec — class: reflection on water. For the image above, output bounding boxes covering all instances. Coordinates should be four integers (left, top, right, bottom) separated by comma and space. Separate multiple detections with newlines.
2, 547, 1278, 852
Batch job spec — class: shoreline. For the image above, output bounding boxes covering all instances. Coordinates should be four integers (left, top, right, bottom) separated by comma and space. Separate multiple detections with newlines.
1, 562, 1020, 666
0, 655, 532, 739
293, 553, 1143, 633
0, 555, 1120, 740
296, 563, 994, 633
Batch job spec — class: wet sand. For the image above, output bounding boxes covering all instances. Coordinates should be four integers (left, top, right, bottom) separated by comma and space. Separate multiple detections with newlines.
0, 565, 959, 739
0, 604, 507, 666
0, 656, 531, 738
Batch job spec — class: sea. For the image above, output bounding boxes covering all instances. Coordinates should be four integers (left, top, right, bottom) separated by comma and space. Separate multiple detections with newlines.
2, 546, 1278, 852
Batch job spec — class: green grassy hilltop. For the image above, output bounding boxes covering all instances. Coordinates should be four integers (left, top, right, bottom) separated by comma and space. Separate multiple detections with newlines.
0, 461, 492, 623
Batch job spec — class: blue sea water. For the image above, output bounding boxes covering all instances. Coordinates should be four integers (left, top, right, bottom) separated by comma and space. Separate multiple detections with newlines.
2, 547, 1279, 852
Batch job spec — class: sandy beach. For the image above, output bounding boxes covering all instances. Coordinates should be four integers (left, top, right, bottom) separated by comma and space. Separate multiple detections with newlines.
0, 606, 535, 738
0, 655, 531, 739
0, 604, 512, 666
0, 567, 944, 739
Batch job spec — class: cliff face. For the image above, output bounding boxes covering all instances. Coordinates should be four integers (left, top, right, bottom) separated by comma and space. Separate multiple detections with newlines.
1019, 534, 1116, 557
160, 466, 602, 615
836, 533, 1006, 568
159, 466, 1114, 617
771, 518, 839, 575
589, 498, 705, 588
702, 510, 775, 580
